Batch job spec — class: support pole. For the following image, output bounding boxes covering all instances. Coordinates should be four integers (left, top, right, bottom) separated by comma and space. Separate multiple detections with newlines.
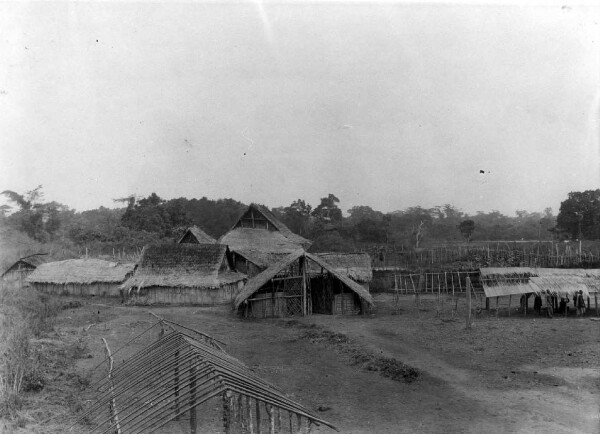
101, 338, 122, 434
466, 277, 472, 329
190, 361, 197, 434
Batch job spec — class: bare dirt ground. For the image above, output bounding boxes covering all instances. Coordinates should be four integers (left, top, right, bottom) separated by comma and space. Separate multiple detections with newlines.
4, 293, 599, 433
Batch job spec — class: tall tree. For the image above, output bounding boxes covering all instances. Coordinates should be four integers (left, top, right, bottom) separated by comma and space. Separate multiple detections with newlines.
556, 189, 600, 239
458, 219, 476, 242
312, 194, 342, 223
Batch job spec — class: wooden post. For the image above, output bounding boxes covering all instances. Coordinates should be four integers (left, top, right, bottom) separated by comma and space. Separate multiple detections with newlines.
595, 294, 598, 317
496, 296, 499, 317
101, 338, 122, 434
508, 295, 511, 317
190, 362, 197, 434
255, 400, 261, 434
300, 256, 307, 316
247, 397, 254, 434
466, 277, 472, 329
174, 349, 180, 419
266, 404, 275, 434
223, 392, 232, 434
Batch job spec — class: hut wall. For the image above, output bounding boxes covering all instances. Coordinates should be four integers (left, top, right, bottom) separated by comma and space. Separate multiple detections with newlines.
31, 282, 122, 297
140, 281, 244, 305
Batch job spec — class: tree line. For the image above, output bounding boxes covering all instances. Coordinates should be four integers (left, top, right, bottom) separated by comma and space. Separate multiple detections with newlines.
1, 187, 598, 256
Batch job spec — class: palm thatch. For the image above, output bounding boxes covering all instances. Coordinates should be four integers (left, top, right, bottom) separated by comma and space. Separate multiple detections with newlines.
308, 252, 372, 283
178, 226, 217, 244
233, 250, 374, 309
26, 259, 135, 284
479, 267, 600, 297
121, 244, 246, 290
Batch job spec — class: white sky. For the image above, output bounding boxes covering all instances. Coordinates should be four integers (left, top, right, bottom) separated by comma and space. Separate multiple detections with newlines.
1, 1, 598, 216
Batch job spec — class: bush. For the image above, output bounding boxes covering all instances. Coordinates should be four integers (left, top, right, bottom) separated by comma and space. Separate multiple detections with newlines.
0, 282, 60, 417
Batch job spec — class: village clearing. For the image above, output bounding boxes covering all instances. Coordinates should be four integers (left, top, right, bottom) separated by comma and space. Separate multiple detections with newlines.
3, 293, 599, 434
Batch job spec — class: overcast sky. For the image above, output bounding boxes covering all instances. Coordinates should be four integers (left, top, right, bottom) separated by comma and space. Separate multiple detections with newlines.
1, 1, 598, 216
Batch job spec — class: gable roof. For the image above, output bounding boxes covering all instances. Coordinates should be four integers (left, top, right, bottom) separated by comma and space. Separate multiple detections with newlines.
80, 328, 336, 433
178, 226, 217, 244
27, 259, 135, 284
309, 252, 372, 283
121, 244, 246, 290
233, 250, 374, 309
225, 204, 311, 248
2, 253, 54, 277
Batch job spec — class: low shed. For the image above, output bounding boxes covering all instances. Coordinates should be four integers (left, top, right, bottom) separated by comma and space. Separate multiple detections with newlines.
479, 267, 600, 314
27, 259, 135, 297
121, 244, 247, 305
234, 250, 374, 318
2, 253, 54, 287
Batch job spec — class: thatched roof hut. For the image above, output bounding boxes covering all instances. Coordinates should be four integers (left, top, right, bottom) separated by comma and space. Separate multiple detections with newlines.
479, 267, 600, 298
27, 259, 135, 297
178, 226, 216, 244
121, 244, 246, 305
2, 253, 55, 286
219, 204, 312, 277
308, 252, 372, 284
234, 250, 374, 318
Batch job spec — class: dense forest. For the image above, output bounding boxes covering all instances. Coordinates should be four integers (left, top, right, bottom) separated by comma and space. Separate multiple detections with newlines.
1, 186, 599, 269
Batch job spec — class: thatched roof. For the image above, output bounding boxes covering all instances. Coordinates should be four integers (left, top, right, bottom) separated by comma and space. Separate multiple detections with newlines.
2, 253, 54, 277
249, 204, 312, 247
233, 249, 291, 269
220, 228, 304, 256
479, 267, 600, 297
121, 244, 246, 290
27, 259, 135, 285
233, 250, 374, 309
309, 252, 372, 283
221, 204, 312, 253
178, 226, 216, 244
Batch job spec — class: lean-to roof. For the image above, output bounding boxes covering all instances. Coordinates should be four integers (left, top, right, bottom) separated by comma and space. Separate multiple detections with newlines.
479, 267, 600, 297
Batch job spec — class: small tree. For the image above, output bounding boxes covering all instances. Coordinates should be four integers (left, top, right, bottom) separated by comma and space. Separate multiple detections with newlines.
458, 219, 475, 242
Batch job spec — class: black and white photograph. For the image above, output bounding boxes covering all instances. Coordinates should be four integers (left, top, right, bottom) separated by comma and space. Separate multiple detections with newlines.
0, 1, 599, 433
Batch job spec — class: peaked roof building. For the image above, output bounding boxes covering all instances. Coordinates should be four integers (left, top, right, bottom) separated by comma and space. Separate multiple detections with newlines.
178, 226, 217, 244
219, 204, 312, 275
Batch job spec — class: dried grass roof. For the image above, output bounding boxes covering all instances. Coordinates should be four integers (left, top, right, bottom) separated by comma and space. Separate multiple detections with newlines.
309, 252, 372, 283
27, 259, 135, 284
223, 204, 312, 249
2, 253, 54, 277
233, 249, 292, 269
479, 267, 600, 297
220, 228, 306, 255
121, 244, 246, 290
178, 226, 216, 244
234, 250, 374, 309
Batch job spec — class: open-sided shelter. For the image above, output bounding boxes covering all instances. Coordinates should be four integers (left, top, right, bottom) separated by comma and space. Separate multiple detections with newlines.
2, 253, 55, 287
480, 267, 600, 314
234, 250, 374, 318
219, 204, 312, 277
27, 258, 135, 297
178, 226, 217, 244
121, 244, 246, 305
